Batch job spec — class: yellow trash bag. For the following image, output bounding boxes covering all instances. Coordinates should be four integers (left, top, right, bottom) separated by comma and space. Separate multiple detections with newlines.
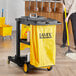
30, 25, 56, 67
21, 24, 30, 39
20, 24, 30, 50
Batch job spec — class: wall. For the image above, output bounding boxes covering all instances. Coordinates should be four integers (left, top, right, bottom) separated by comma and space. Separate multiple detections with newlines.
0, 0, 7, 17
25, 1, 72, 34
7, 0, 25, 30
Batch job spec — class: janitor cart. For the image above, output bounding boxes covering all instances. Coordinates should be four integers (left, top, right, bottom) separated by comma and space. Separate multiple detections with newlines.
8, 14, 61, 73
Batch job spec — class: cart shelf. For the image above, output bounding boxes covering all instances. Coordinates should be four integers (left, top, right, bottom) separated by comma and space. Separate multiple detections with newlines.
8, 56, 28, 67
20, 39, 30, 45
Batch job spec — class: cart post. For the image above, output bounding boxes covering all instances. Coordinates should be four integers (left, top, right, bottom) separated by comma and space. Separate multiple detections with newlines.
16, 20, 20, 58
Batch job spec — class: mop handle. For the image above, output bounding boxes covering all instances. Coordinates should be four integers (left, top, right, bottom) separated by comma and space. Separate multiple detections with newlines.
36, 0, 38, 10
54, 0, 56, 12
2, 9, 4, 17
64, 8, 70, 46
29, 0, 31, 10
49, 0, 51, 11
41, 0, 43, 11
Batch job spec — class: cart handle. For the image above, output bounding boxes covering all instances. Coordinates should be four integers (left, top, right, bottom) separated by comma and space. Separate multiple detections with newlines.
29, 13, 37, 18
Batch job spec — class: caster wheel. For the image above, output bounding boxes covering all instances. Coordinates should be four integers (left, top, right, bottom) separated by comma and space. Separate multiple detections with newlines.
47, 66, 53, 71
24, 64, 29, 73
10, 36, 13, 39
3, 37, 6, 40
8, 60, 10, 64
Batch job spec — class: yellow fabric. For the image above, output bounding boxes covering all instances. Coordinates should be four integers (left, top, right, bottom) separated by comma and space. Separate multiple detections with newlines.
30, 25, 56, 67
20, 24, 30, 50
21, 24, 30, 39
20, 43, 30, 50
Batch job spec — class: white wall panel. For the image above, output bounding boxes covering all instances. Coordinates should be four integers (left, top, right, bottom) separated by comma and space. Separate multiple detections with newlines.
7, 0, 25, 30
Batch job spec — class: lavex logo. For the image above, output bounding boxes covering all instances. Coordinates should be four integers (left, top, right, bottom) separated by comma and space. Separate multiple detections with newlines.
39, 33, 52, 39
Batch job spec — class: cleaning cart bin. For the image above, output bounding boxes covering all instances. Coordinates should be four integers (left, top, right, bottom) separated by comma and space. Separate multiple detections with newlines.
0, 25, 12, 37
8, 15, 61, 73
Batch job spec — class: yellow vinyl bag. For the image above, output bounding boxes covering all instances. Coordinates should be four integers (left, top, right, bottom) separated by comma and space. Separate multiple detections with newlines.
20, 24, 30, 50
21, 24, 30, 39
30, 25, 56, 67
20, 43, 30, 50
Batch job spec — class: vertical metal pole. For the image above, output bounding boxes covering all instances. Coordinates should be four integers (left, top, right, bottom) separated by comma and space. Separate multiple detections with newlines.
49, 0, 51, 12
29, 0, 31, 10
16, 20, 20, 58
41, 0, 43, 11
54, 0, 56, 12
2, 9, 4, 17
36, 0, 38, 11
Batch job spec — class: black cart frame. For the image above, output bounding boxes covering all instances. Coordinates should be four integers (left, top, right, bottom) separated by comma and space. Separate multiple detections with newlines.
8, 16, 61, 72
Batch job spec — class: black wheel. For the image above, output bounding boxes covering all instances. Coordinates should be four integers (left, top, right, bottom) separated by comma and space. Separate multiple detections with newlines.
3, 37, 6, 40
8, 60, 10, 64
47, 66, 53, 71
24, 64, 29, 73
10, 36, 13, 39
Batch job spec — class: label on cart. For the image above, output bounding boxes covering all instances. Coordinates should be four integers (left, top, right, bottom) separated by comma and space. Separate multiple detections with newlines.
39, 33, 52, 39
